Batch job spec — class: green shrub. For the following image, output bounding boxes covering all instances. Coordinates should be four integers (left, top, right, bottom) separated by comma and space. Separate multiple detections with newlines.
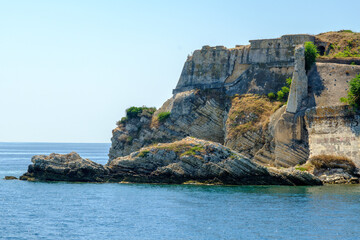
340, 73, 360, 108
126, 106, 156, 119
304, 42, 318, 71
158, 112, 171, 122
281, 86, 290, 95
334, 46, 360, 58
180, 145, 203, 157
277, 90, 285, 101
351, 62, 356, 65
267, 92, 276, 99
286, 77, 292, 86
339, 30, 353, 33
138, 150, 150, 158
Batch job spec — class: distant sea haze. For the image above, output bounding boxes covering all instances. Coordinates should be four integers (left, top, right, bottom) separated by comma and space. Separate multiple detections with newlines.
1, 142, 360, 240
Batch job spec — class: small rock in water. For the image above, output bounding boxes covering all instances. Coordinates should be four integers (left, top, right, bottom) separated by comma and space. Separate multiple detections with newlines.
4, 176, 18, 180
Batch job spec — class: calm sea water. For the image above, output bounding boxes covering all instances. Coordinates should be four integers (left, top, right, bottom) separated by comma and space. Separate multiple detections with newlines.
1, 143, 360, 240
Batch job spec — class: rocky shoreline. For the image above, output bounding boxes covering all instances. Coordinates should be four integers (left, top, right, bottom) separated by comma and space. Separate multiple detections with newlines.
20, 137, 322, 186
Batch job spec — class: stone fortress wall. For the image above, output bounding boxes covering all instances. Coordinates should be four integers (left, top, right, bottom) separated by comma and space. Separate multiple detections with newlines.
173, 34, 314, 95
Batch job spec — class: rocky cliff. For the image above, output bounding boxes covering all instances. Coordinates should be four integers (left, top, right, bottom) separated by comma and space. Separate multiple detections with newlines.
21, 31, 360, 185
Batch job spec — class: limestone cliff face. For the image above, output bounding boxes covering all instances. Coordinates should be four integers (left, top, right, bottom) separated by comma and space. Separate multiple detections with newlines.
109, 89, 227, 161
224, 94, 282, 163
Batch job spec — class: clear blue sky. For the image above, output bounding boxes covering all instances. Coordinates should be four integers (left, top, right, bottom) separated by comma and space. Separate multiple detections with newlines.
1, 0, 359, 143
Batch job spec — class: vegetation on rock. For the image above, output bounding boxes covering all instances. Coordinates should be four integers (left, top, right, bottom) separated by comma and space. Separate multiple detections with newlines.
180, 145, 204, 157
138, 150, 150, 158
304, 41, 318, 71
316, 30, 360, 58
126, 106, 156, 118
157, 112, 171, 122
267, 92, 276, 99
116, 106, 156, 125
226, 94, 283, 139
340, 73, 360, 109
309, 154, 356, 172
269, 77, 292, 102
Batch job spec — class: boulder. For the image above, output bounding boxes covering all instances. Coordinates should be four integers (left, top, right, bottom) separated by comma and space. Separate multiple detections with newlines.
20, 152, 110, 182
4, 176, 17, 180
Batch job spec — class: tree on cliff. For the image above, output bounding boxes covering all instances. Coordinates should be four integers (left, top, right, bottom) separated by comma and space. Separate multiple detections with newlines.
304, 42, 318, 71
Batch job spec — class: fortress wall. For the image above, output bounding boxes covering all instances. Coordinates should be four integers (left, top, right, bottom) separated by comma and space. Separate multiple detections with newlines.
306, 106, 360, 168
174, 34, 314, 95
307, 63, 360, 108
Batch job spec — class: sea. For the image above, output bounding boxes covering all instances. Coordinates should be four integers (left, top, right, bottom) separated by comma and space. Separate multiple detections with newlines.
1, 142, 360, 240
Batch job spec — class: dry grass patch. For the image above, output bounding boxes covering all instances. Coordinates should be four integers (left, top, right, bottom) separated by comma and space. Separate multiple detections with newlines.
226, 94, 283, 139
309, 154, 356, 172
149, 139, 206, 156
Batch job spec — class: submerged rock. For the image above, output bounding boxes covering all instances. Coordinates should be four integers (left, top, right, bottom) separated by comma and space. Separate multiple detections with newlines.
20, 138, 322, 186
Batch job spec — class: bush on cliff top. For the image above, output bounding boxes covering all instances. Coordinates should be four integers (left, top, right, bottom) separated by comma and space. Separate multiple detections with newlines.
126, 106, 156, 118
116, 106, 156, 126
304, 41, 318, 71
340, 73, 360, 109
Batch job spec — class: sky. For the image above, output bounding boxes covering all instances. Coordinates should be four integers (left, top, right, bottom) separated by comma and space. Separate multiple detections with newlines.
0, 0, 359, 143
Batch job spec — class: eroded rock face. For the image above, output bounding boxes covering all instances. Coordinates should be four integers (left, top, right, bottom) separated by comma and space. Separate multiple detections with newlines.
21, 138, 322, 186
20, 152, 110, 182
224, 94, 283, 162
109, 89, 226, 161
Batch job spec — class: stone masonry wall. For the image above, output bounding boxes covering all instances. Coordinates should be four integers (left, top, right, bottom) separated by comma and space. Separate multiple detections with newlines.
306, 106, 360, 168
173, 34, 314, 96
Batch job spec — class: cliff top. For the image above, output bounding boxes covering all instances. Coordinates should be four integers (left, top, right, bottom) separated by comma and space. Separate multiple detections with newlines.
316, 30, 360, 58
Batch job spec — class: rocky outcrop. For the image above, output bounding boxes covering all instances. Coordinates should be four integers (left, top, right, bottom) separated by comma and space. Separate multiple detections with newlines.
4, 176, 17, 180
109, 89, 226, 161
224, 94, 282, 162
20, 138, 322, 186
20, 152, 110, 182
296, 155, 360, 184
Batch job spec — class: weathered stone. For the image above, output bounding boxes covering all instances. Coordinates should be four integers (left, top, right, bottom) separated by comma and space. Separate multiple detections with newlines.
174, 34, 314, 96
21, 138, 322, 186
20, 152, 110, 182
305, 106, 360, 168
307, 63, 360, 108
4, 176, 17, 180
109, 89, 226, 161
286, 45, 308, 113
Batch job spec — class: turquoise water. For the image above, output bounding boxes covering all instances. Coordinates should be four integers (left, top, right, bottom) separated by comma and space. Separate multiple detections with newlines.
1, 143, 360, 240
